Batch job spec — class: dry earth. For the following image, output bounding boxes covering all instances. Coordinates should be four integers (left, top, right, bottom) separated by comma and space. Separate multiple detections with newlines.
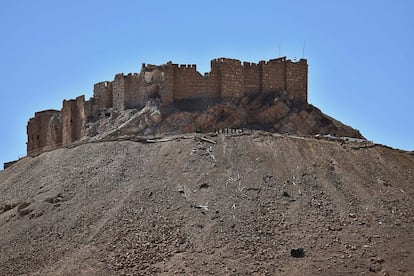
0, 132, 413, 275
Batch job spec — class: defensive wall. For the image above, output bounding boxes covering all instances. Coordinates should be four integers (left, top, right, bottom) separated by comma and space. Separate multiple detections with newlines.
26, 56, 308, 156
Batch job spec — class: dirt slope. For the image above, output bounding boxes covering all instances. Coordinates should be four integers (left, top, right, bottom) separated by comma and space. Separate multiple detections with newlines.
0, 132, 413, 275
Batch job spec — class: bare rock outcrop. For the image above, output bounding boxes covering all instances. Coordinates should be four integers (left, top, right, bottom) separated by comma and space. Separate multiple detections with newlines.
157, 93, 363, 139
76, 92, 363, 144
85, 100, 162, 140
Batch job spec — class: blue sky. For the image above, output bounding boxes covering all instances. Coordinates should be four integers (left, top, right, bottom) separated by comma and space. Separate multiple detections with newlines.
1, 0, 413, 166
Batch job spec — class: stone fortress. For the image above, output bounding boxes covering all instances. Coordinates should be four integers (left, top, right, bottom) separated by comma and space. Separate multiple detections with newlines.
27, 56, 308, 156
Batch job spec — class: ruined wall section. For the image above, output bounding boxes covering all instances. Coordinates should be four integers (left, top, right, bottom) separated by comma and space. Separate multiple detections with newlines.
112, 74, 126, 110
142, 64, 168, 105
25, 56, 309, 157
124, 74, 144, 109
173, 64, 219, 100
112, 74, 144, 110
93, 81, 113, 110
84, 98, 99, 120
27, 110, 62, 156
61, 96, 86, 145
27, 96, 89, 156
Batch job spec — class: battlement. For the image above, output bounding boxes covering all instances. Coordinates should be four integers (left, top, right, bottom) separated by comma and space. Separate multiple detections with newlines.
213, 57, 242, 65
26, 56, 308, 157
260, 56, 287, 64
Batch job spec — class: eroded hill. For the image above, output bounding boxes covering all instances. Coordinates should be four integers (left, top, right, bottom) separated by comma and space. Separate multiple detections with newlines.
0, 132, 413, 275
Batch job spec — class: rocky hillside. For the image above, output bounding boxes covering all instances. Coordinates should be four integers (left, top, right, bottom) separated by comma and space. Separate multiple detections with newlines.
1, 131, 413, 275
84, 93, 363, 142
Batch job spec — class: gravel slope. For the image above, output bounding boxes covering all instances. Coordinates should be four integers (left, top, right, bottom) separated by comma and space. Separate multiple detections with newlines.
0, 132, 413, 275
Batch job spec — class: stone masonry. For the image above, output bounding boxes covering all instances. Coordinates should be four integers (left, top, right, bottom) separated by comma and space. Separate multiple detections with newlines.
26, 56, 308, 156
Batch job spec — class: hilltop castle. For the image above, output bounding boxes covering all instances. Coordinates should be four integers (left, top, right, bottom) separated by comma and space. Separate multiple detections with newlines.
27, 56, 308, 156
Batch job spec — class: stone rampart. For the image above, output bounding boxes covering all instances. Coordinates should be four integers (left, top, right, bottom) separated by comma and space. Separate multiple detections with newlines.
26, 56, 308, 156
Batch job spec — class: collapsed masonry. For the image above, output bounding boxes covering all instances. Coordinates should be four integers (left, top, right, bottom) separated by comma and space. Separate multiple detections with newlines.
26, 56, 362, 157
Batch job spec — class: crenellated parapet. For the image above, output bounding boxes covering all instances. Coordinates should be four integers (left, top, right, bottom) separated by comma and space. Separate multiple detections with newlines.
26, 56, 308, 156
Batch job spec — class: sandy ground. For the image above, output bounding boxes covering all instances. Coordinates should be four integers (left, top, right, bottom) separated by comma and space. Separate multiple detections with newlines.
0, 132, 413, 275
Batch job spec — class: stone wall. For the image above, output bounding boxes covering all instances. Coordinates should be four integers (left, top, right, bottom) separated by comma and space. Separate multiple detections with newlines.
112, 74, 127, 111
27, 110, 62, 156
216, 58, 244, 98
160, 57, 307, 102
26, 56, 308, 157
124, 73, 144, 109
261, 57, 287, 94
243, 62, 261, 95
286, 59, 308, 103
61, 96, 86, 145
173, 64, 219, 100
113, 73, 144, 110
93, 81, 113, 110
108, 56, 307, 110
162, 63, 175, 106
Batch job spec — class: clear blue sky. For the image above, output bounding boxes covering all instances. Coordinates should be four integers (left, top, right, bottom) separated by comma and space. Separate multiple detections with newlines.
1, 0, 413, 166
